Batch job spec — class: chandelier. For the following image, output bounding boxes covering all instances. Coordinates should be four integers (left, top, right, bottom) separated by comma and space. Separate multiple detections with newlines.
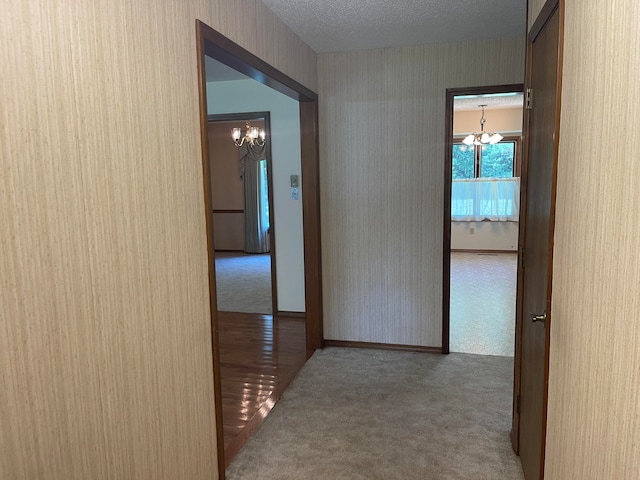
231, 122, 266, 147
462, 105, 503, 146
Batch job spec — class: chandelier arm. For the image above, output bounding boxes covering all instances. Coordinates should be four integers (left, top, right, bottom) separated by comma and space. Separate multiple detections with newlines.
231, 121, 267, 148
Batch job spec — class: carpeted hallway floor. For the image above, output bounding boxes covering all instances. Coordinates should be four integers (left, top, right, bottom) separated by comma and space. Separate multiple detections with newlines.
226, 347, 524, 480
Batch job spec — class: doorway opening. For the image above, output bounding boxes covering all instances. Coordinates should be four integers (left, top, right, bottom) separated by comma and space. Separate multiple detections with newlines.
443, 84, 524, 356
196, 20, 323, 478
446, 88, 524, 357
444, 84, 526, 469
208, 112, 277, 315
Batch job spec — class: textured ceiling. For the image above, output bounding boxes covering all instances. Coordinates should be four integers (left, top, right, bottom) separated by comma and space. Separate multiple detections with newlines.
454, 93, 524, 111
260, 0, 526, 53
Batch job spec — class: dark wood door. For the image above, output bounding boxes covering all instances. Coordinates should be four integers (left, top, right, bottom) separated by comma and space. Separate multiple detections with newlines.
517, 5, 561, 480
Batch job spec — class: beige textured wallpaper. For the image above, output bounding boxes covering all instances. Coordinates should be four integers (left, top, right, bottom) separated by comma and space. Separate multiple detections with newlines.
207, 0, 317, 91
545, 0, 640, 478
319, 37, 525, 347
0, 0, 316, 479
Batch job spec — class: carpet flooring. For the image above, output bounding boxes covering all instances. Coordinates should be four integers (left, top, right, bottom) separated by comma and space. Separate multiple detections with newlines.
215, 252, 272, 314
226, 347, 524, 480
450, 252, 517, 357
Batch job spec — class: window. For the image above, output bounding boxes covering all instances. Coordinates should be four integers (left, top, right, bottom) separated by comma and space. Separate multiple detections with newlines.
452, 137, 520, 179
452, 144, 475, 179
451, 137, 521, 222
259, 159, 270, 230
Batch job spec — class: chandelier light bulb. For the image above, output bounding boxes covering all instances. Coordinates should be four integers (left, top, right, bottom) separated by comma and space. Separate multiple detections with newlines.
231, 121, 267, 147
461, 105, 504, 147
489, 133, 503, 144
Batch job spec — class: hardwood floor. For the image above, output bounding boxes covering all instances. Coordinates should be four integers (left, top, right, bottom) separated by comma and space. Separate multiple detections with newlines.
218, 311, 307, 466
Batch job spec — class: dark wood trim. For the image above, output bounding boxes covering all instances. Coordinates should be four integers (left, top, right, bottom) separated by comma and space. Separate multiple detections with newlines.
214, 249, 244, 253
443, 83, 524, 356
512, 0, 564, 470
300, 101, 324, 353
199, 22, 317, 103
208, 112, 269, 123
209, 112, 278, 315
443, 91, 454, 355
451, 249, 518, 254
514, 136, 523, 177
325, 340, 442, 355
276, 311, 306, 319
195, 23, 226, 479
212, 209, 244, 214
540, 2, 564, 477
263, 113, 278, 320
445, 84, 525, 99
512, 43, 532, 463
529, 0, 559, 42
511, 5, 532, 458
196, 21, 323, 479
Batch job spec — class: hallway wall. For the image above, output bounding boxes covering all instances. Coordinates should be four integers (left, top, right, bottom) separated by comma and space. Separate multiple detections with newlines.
319, 37, 525, 346
0, 1, 316, 478
545, 0, 640, 477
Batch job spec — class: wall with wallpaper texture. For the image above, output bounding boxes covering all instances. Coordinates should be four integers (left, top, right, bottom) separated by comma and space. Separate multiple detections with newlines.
318, 37, 525, 347
545, 0, 640, 477
0, 0, 316, 478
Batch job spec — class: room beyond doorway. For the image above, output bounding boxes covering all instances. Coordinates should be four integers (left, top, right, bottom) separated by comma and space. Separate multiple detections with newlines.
197, 22, 323, 476
443, 84, 524, 356
207, 112, 277, 315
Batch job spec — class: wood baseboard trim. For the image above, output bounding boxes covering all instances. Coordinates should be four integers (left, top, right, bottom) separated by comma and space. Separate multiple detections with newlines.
276, 311, 306, 319
212, 209, 244, 214
324, 340, 442, 354
451, 249, 517, 254
214, 249, 244, 253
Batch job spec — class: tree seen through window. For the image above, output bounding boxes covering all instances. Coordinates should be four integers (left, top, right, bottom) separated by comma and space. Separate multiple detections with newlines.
452, 140, 517, 179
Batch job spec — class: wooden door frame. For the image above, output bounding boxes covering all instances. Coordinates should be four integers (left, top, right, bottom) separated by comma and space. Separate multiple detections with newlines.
512, 0, 564, 474
207, 112, 279, 315
442, 83, 525, 355
195, 20, 324, 478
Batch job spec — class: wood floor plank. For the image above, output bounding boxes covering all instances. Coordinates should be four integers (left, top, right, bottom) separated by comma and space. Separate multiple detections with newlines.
218, 312, 307, 466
